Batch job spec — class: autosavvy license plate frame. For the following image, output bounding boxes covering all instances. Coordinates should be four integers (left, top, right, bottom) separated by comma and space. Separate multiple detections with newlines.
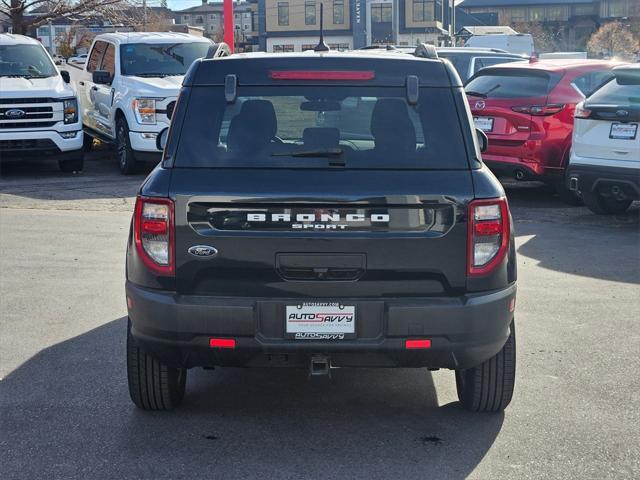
609, 123, 638, 140
285, 302, 356, 340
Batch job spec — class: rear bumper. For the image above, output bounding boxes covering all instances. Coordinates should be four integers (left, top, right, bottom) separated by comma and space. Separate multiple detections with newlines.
126, 281, 517, 370
482, 138, 563, 180
567, 160, 640, 200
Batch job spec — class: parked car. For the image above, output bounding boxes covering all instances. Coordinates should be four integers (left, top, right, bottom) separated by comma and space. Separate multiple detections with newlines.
0, 34, 84, 172
465, 33, 534, 56
52, 54, 64, 65
437, 47, 527, 82
76, 32, 213, 174
125, 45, 517, 413
465, 58, 624, 203
567, 64, 640, 214
67, 53, 87, 65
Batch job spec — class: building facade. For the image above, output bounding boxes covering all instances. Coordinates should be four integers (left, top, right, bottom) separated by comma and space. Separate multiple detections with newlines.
259, 0, 455, 52
459, 0, 640, 51
175, 1, 259, 50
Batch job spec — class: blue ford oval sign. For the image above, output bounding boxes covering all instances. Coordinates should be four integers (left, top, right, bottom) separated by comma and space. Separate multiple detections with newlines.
5, 109, 26, 119
188, 245, 218, 258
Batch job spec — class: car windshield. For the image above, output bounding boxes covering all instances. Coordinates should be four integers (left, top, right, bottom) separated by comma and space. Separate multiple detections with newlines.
120, 42, 210, 76
173, 86, 470, 170
587, 78, 640, 106
465, 69, 561, 98
0, 44, 57, 78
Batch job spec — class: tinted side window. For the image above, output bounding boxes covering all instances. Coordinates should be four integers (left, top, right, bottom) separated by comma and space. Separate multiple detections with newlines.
465, 69, 561, 98
572, 71, 615, 97
473, 57, 521, 74
100, 43, 116, 76
87, 41, 107, 73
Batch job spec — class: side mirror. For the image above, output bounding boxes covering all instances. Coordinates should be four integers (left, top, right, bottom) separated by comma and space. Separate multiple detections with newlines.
156, 128, 169, 151
475, 128, 488, 153
92, 70, 111, 85
60, 70, 70, 84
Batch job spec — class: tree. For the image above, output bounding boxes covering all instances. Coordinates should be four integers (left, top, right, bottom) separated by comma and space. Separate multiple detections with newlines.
510, 22, 561, 53
587, 21, 639, 59
1, 0, 131, 35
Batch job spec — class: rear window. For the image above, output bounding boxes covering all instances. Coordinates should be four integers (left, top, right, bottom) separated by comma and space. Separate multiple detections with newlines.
587, 79, 640, 106
173, 86, 470, 170
465, 69, 561, 98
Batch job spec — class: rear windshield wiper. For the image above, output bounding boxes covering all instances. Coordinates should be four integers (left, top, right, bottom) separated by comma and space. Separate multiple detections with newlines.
466, 84, 502, 99
271, 148, 343, 158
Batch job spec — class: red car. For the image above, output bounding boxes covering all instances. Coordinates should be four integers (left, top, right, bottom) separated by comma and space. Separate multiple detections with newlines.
465, 59, 623, 203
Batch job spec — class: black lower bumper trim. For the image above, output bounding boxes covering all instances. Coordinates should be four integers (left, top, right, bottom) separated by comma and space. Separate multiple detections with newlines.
567, 164, 640, 199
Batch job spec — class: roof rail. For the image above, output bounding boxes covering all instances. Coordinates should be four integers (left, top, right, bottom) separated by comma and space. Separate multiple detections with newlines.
414, 43, 438, 60
205, 42, 231, 59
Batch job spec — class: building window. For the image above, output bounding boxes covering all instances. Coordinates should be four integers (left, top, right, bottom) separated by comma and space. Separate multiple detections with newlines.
54, 26, 67, 36
278, 2, 289, 26
607, 0, 626, 18
38, 26, 50, 36
413, 0, 434, 22
195, 15, 204, 25
305, 1, 317, 25
328, 43, 350, 51
333, 0, 345, 24
508, 7, 526, 22
371, 3, 392, 23
545, 6, 565, 21
572, 5, 595, 16
302, 44, 316, 51
529, 7, 544, 21
273, 44, 294, 53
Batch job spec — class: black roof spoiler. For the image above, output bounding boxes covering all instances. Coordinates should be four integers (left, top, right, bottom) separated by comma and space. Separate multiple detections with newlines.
205, 42, 231, 59
414, 43, 438, 60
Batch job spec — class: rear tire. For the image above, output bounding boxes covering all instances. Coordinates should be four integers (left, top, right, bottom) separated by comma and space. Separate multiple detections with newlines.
456, 321, 516, 413
116, 117, 139, 175
83, 133, 94, 153
58, 153, 84, 173
127, 320, 186, 410
583, 190, 632, 215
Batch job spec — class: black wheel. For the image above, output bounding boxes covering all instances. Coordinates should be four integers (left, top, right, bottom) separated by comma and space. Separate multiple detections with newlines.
127, 320, 186, 410
456, 321, 516, 413
58, 153, 84, 173
583, 190, 632, 215
83, 133, 94, 152
555, 181, 583, 206
116, 117, 139, 175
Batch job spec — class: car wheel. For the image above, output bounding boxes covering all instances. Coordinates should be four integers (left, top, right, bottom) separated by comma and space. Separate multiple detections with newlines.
455, 321, 515, 413
583, 190, 632, 215
127, 319, 186, 410
83, 134, 94, 153
116, 117, 139, 175
58, 153, 84, 173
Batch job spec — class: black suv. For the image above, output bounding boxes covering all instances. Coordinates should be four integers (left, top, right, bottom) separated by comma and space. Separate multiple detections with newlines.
125, 45, 517, 413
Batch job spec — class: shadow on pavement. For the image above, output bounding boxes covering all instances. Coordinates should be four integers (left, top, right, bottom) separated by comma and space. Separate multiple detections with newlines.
1, 318, 504, 480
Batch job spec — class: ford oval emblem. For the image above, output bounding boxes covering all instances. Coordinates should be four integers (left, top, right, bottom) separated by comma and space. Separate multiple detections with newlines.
475, 100, 485, 110
616, 109, 629, 117
188, 245, 218, 258
5, 108, 26, 119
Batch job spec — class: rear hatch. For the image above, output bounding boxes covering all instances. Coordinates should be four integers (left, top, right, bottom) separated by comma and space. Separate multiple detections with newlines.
169, 75, 474, 299
466, 67, 562, 151
573, 77, 640, 166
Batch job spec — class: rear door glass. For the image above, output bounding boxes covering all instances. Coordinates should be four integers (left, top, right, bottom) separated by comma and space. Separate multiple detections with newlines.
465, 69, 561, 98
175, 86, 470, 170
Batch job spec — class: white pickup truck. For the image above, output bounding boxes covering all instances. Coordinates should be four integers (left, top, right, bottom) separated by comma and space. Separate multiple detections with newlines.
76, 32, 212, 174
1, 34, 84, 172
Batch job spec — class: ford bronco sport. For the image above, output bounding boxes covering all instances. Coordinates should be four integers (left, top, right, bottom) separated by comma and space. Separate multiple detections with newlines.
126, 44, 517, 413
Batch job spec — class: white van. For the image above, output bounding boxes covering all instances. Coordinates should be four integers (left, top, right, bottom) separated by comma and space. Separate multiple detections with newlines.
465, 34, 534, 56
0, 34, 84, 172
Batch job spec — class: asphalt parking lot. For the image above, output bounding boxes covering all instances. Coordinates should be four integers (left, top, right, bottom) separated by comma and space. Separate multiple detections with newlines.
1, 151, 639, 480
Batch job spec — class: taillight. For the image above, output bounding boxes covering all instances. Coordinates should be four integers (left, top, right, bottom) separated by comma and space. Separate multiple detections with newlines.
511, 104, 565, 116
467, 198, 510, 276
574, 101, 591, 119
134, 196, 174, 276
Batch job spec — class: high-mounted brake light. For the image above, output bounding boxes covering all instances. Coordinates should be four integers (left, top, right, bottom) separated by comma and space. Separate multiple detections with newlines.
134, 196, 174, 276
467, 198, 510, 276
574, 102, 591, 119
269, 70, 375, 81
511, 104, 565, 116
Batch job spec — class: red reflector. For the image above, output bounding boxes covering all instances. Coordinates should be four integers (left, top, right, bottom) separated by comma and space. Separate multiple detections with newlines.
474, 221, 502, 236
405, 339, 432, 349
142, 219, 167, 234
269, 70, 375, 81
209, 338, 236, 349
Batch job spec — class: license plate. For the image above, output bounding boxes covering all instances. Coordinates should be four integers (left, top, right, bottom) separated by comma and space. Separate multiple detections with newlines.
474, 117, 494, 132
286, 302, 355, 340
610, 123, 638, 140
